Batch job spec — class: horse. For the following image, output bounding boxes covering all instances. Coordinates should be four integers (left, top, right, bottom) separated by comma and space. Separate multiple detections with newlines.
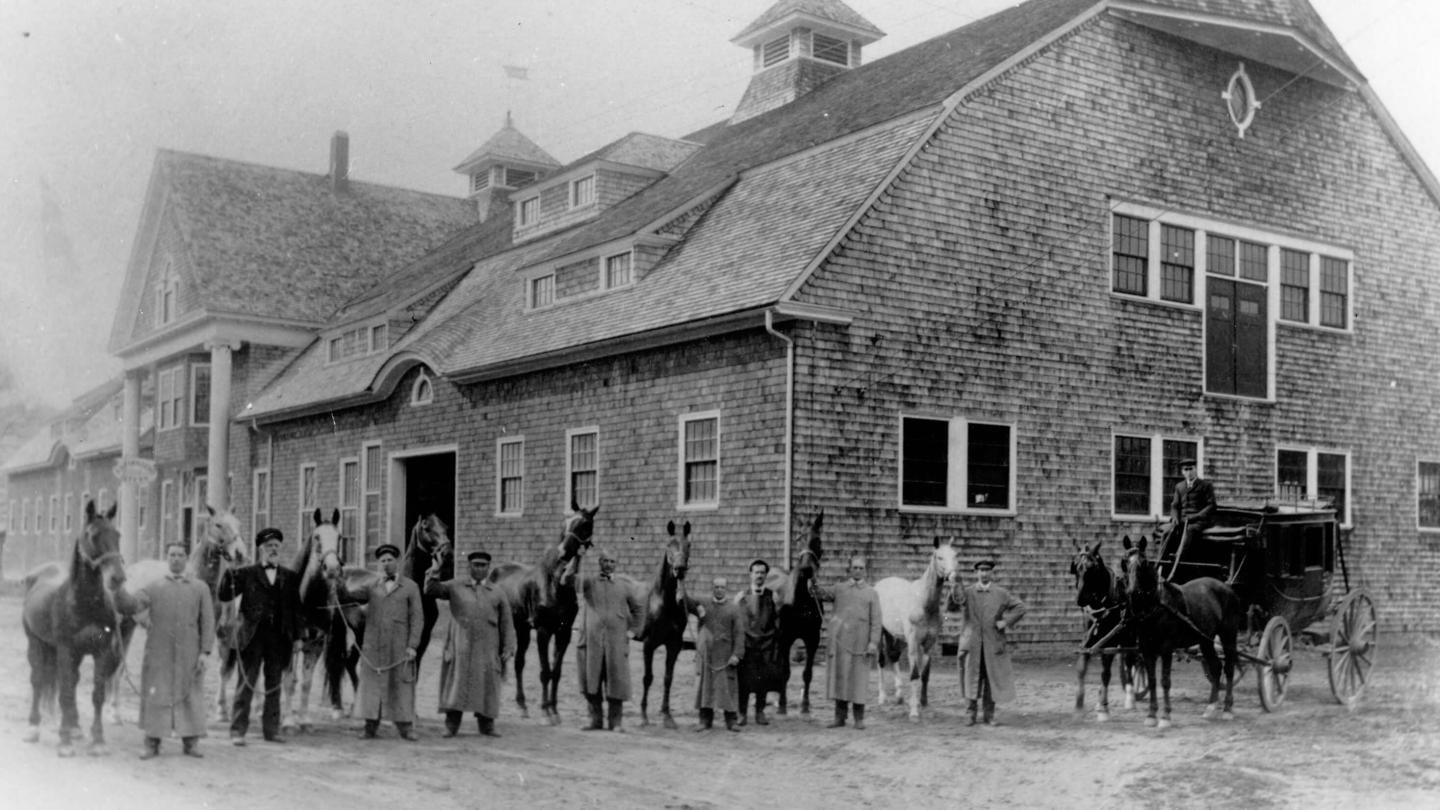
1069, 539, 1137, 721
621, 520, 694, 729
767, 510, 824, 716
1122, 535, 1242, 728
21, 500, 127, 756
400, 514, 453, 676
110, 506, 248, 724
489, 501, 599, 725
874, 536, 959, 721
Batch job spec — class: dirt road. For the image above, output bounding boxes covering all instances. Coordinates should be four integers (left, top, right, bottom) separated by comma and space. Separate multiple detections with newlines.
1, 593, 1436, 809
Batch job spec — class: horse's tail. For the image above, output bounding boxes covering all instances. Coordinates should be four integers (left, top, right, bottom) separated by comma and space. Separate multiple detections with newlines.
324, 608, 348, 707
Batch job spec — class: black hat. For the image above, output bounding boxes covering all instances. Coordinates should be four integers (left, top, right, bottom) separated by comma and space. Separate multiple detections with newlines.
466, 550, 492, 563
1179, 458, 1197, 468
973, 558, 996, 571
255, 528, 284, 547
373, 544, 401, 560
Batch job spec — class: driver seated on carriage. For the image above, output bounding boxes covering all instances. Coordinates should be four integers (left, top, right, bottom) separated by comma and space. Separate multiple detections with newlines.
1159, 459, 1217, 568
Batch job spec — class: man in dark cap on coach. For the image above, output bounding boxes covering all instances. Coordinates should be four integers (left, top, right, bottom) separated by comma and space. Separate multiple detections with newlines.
426, 550, 515, 737
1164, 458, 1216, 564
218, 527, 302, 746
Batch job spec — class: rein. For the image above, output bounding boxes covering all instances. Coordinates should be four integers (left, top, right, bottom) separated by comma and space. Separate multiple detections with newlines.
326, 584, 415, 675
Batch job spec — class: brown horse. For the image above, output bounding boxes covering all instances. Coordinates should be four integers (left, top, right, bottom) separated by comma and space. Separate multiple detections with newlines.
1069, 539, 1137, 721
621, 520, 695, 729
22, 500, 126, 756
768, 510, 824, 716
1122, 535, 1242, 728
400, 514, 452, 674
489, 501, 599, 725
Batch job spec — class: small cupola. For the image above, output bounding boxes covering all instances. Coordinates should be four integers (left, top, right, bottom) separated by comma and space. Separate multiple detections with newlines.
452, 113, 561, 222
730, 0, 883, 124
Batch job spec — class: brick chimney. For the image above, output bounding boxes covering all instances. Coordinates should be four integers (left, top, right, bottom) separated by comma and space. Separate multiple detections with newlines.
329, 131, 349, 193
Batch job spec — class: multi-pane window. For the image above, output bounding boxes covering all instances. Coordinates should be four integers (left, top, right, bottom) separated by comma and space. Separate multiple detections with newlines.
1207, 235, 1235, 277
160, 480, 173, 548
812, 32, 849, 65
605, 252, 632, 289
1320, 257, 1348, 328
190, 364, 211, 426
1280, 249, 1310, 323
530, 275, 555, 309
569, 429, 599, 509
901, 416, 1016, 512
1239, 241, 1267, 281
498, 438, 525, 515
1112, 214, 1149, 296
298, 463, 317, 545
1420, 462, 1440, 530
252, 469, 270, 535
1278, 448, 1350, 525
1160, 225, 1195, 303
363, 444, 383, 554
519, 197, 539, 226
761, 35, 790, 68
63, 493, 74, 533
371, 324, 388, 353
192, 479, 207, 540
681, 414, 720, 506
571, 175, 595, 208
1112, 434, 1199, 517
157, 367, 184, 429
339, 459, 360, 562
21, 499, 30, 533
49, 495, 58, 532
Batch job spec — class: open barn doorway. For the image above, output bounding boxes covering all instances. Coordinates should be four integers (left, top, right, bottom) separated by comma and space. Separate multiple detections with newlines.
388, 446, 457, 555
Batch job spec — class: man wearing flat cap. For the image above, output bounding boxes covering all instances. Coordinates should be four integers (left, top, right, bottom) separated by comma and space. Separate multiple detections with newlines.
426, 550, 514, 737
218, 527, 303, 746
1165, 458, 1216, 565
950, 558, 1027, 727
336, 543, 424, 740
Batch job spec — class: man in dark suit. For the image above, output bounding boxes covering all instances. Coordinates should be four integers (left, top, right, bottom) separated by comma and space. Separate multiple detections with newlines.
1164, 458, 1217, 566
218, 527, 302, 745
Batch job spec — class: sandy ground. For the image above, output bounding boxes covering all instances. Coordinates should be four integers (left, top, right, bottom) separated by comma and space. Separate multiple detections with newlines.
1, 593, 1437, 810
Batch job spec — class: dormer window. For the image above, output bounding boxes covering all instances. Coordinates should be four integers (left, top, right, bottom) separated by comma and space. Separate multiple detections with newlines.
761, 34, 790, 68
604, 252, 632, 289
570, 175, 596, 209
327, 321, 389, 364
812, 33, 849, 66
519, 197, 539, 226
411, 370, 434, 405
530, 274, 555, 309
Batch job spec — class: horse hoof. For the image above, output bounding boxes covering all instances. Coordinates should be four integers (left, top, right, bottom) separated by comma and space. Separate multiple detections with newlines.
776, 706, 788, 716
518, 708, 530, 720
548, 714, 562, 727
22, 728, 39, 744
1096, 711, 1110, 723
330, 709, 343, 722
1144, 717, 1157, 728
1202, 705, 1218, 720
88, 743, 109, 757
57, 745, 76, 758
1221, 712, 1235, 721
663, 716, 678, 731
908, 713, 920, 724
1158, 719, 1172, 730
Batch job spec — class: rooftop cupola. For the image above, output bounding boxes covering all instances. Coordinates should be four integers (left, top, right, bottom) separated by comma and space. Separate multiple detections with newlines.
453, 113, 561, 222
730, 0, 884, 124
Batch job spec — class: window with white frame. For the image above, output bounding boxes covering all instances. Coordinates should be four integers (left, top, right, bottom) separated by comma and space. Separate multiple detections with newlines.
497, 437, 525, 515
1419, 461, 1440, 531
192, 478, 208, 540
530, 274, 555, 309
518, 196, 539, 226
49, 495, 58, 532
252, 468, 270, 534
363, 443, 383, 554
154, 260, 179, 327
1277, 447, 1350, 526
679, 412, 720, 507
604, 252, 632, 289
63, 493, 73, 533
157, 367, 184, 430
901, 416, 1017, 512
160, 480, 173, 547
568, 428, 599, 509
21, 498, 29, 533
371, 323, 388, 353
570, 175, 595, 209
411, 370, 434, 405
190, 364, 211, 426
339, 458, 360, 561
298, 463, 317, 544
1113, 434, 1201, 518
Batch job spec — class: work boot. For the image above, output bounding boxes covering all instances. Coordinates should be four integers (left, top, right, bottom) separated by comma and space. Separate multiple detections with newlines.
852, 704, 866, 730
477, 716, 500, 738
737, 694, 749, 726
965, 700, 978, 727
724, 712, 741, 732
582, 695, 605, 731
361, 720, 379, 739
982, 702, 997, 726
695, 708, 713, 732
826, 701, 849, 728
755, 698, 770, 726
181, 737, 202, 758
443, 711, 461, 738
397, 722, 418, 741
138, 737, 160, 760
607, 699, 624, 733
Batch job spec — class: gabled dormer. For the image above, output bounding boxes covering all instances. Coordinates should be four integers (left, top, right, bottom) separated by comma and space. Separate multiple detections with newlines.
730, 0, 884, 124
453, 113, 561, 223
510, 132, 701, 243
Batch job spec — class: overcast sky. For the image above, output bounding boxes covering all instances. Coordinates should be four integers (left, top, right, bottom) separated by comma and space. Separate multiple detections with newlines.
1, 0, 1435, 408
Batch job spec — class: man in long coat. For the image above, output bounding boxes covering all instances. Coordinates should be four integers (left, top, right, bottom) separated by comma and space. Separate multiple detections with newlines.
425, 550, 514, 737
115, 542, 215, 759
951, 558, 1028, 726
735, 558, 784, 726
694, 576, 745, 731
825, 555, 882, 730
217, 527, 302, 745
340, 543, 424, 740
576, 547, 643, 731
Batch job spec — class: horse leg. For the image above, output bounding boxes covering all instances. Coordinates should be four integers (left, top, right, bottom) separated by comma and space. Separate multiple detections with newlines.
24, 634, 52, 743
920, 650, 932, 709
800, 635, 818, 716
89, 653, 117, 755
1221, 631, 1238, 719
56, 648, 80, 757
1158, 651, 1174, 730
640, 640, 656, 727
1142, 652, 1159, 728
661, 642, 680, 730
217, 644, 236, 722
1096, 653, 1113, 722
513, 625, 531, 719
905, 636, 922, 721
1075, 652, 1091, 716
776, 636, 791, 716
548, 627, 572, 726
1200, 641, 1222, 719
534, 630, 554, 724
1123, 650, 1138, 709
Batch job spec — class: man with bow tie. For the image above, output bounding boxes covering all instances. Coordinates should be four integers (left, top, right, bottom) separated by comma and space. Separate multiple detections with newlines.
115, 542, 215, 759
426, 550, 514, 738
950, 558, 1027, 727
218, 527, 302, 745
337, 543, 424, 740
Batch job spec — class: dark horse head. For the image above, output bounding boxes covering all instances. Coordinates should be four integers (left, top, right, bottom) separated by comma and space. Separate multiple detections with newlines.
73, 500, 126, 631
406, 514, 453, 580
1121, 535, 1161, 613
663, 520, 692, 583
1070, 540, 1119, 610
554, 500, 600, 582
794, 509, 824, 581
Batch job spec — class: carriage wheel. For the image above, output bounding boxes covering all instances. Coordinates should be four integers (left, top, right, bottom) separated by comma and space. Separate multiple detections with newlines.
1328, 590, 1377, 706
1256, 616, 1292, 713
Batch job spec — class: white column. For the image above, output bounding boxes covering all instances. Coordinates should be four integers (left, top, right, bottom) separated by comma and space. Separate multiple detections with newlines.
205, 341, 238, 512
119, 371, 142, 561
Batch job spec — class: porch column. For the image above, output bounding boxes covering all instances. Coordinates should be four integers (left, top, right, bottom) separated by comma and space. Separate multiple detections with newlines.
205, 341, 238, 512
118, 371, 142, 561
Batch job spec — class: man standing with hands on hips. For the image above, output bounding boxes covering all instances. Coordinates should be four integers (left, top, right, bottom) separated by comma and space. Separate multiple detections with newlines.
952, 558, 1027, 727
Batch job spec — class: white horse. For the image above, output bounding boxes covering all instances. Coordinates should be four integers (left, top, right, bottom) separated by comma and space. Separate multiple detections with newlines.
874, 537, 959, 721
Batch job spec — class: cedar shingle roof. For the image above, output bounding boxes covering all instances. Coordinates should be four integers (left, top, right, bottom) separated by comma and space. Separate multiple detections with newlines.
733, 0, 884, 43
153, 151, 475, 327
452, 122, 561, 173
